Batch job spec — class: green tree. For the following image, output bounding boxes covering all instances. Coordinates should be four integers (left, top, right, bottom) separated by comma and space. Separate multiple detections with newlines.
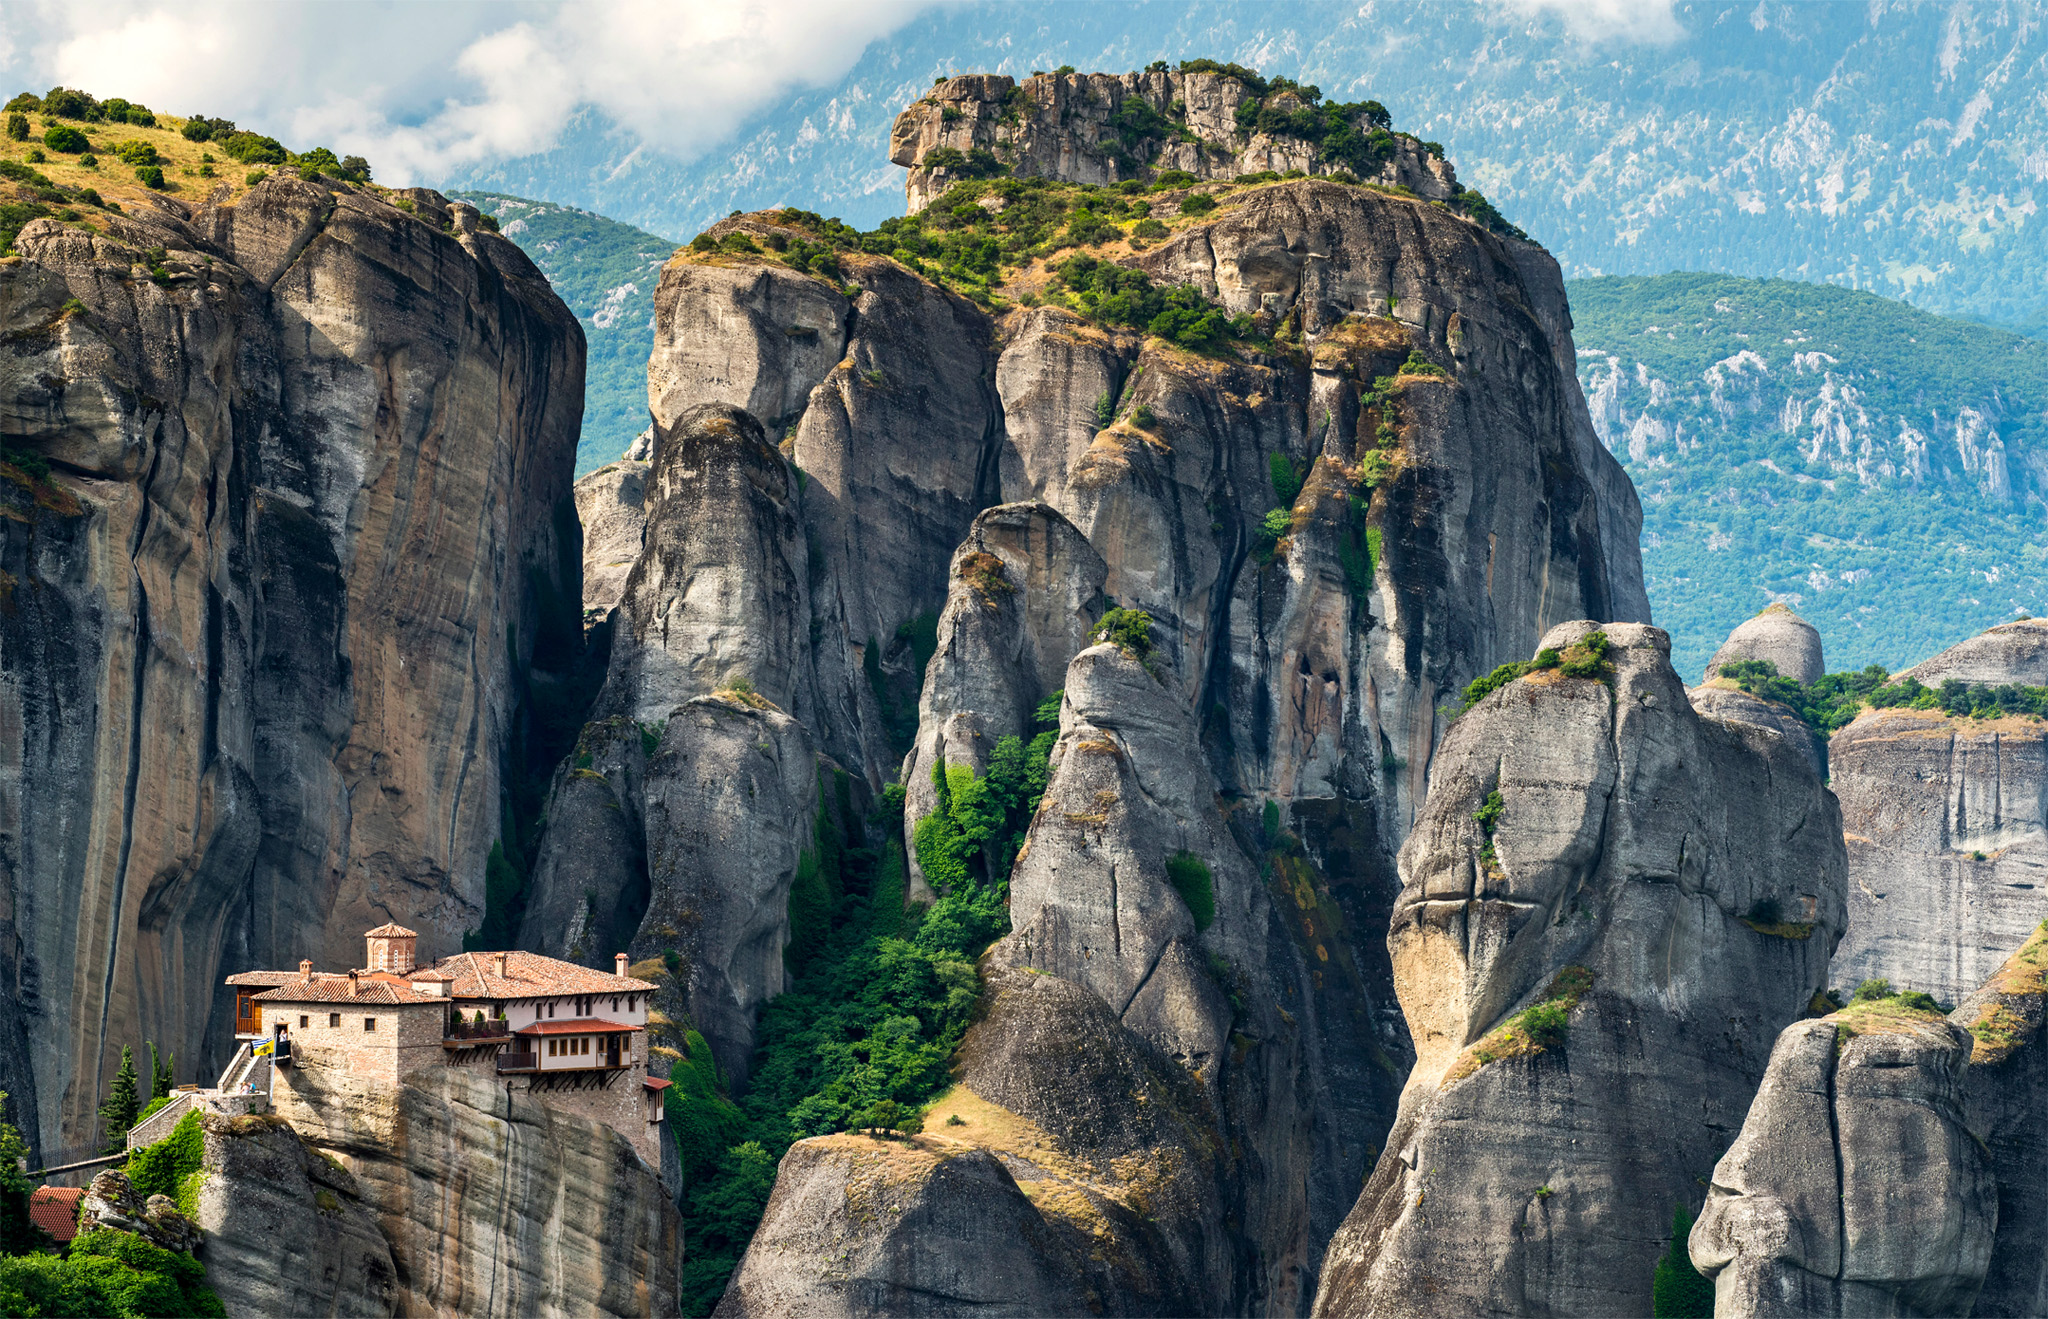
42, 125, 90, 154
127, 1110, 204, 1200
0, 1089, 51, 1255
147, 1042, 173, 1104
3, 114, 25, 142
99, 1047, 140, 1153
1165, 851, 1216, 930
1651, 1202, 1714, 1317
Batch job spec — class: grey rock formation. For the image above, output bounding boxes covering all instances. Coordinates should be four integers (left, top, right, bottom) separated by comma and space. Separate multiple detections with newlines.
635, 695, 817, 1084
648, 260, 848, 433
1704, 603, 1825, 684
545, 76, 1654, 1314
1314, 622, 1846, 1318
575, 456, 651, 619
0, 176, 581, 1156
1829, 622, 2048, 1005
900, 502, 1107, 896
1689, 683, 1828, 780
1951, 921, 2048, 1317
892, 71, 1458, 212
1690, 1012, 1995, 1318
194, 1112, 398, 1318
1900, 618, 2048, 688
78, 1168, 202, 1254
316, 1067, 681, 1318
717, 1135, 1096, 1319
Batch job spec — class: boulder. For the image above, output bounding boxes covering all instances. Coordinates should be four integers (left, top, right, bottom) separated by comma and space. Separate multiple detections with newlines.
78, 1169, 202, 1255
1689, 682, 1829, 780
1691, 1010, 1995, 1317
1313, 622, 1846, 1318
1704, 603, 1825, 685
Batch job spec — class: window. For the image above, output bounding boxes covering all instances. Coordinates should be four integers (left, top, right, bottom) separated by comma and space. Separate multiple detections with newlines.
329, 1013, 340, 1028
364, 1018, 377, 1032
547, 1002, 556, 1018
299, 1015, 309, 1028
581, 1037, 591, 1055
547, 1039, 557, 1057
611, 996, 620, 1013
627, 996, 637, 1013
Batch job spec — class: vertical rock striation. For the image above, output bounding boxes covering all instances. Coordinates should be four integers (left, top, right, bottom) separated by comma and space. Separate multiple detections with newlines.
1950, 921, 2048, 1317
1313, 622, 1845, 1317
0, 179, 581, 1156
1829, 622, 2048, 1004
1690, 1011, 1995, 1318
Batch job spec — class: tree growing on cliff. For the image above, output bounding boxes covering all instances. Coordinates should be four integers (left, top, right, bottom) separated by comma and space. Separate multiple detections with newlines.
147, 1043, 173, 1105
1651, 1202, 1714, 1317
98, 1047, 140, 1153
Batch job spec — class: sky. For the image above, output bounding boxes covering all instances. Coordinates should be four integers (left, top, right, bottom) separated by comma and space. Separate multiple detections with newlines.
0, 0, 1681, 186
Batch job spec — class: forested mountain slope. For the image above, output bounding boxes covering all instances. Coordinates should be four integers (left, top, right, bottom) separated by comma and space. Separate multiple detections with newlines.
435, 2, 2048, 328
450, 191, 676, 473
1569, 272, 2048, 677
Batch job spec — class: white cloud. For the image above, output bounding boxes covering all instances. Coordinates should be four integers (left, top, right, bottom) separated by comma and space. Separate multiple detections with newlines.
2, 0, 933, 184
1487, 0, 1685, 43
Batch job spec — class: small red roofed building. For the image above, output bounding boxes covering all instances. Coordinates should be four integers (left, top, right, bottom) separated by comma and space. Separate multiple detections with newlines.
224, 926, 667, 1171
28, 1186, 83, 1250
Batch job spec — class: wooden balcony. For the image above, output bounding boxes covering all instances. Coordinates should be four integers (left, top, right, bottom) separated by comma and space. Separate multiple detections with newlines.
495, 1052, 539, 1074
444, 1020, 514, 1047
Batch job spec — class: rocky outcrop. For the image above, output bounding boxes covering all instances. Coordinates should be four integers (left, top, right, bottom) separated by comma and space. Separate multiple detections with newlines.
1689, 683, 1829, 780
1704, 602, 1825, 684
540, 69, 1651, 1313
307, 1067, 680, 1318
1829, 624, 2048, 1005
892, 71, 1459, 212
193, 1112, 398, 1318
1899, 617, 2048, 688
1313, 622, 1846, 1317
900, 502, 1106, 896
0, 178, 582, 1156
78, 1167, 202, 1254
575, 434, 651, 620
1952, 921, 2048, 1316
1689, 1011, 1995, 1317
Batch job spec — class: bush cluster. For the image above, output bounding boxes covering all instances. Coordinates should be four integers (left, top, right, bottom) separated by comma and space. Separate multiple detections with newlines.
1091, 607, 1156, 659
1719, 658, 2048, 735
1051, 253, 1244, 353
41, 125, 89, 154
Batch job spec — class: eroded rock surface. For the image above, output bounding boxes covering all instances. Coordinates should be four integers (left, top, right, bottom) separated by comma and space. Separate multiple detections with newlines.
0, 178, 582, 1155
1690, 1012, 1995, 1318
1952, 922, 2048, 1317
315, 1067, 680, 1318
1830, 623, 2048, 1005
194, 1112, 398, 1318
892, 71, 1458, 211
1314, 622, 1846, 1318
576, 453, 651, 620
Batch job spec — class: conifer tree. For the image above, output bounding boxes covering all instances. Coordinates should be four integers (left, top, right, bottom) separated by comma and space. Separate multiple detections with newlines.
1651, 1202, 1714, 1317
98, 1046, 140, 1153
148, 1041, 174, 1105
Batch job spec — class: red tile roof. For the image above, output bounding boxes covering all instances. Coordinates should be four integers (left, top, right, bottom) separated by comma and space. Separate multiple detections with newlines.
251, 976, 443, 1006
225, 971, 304, 987
515, 1018, 642, 1036
231, 950, 653, 1002
364, 923, 418, 937
29, 1187, 83, 1243
428, 951, 656, 999
642, 1078, 672, 1091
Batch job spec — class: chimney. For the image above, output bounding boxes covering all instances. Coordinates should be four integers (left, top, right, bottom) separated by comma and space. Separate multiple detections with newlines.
492, 952, 508, 979
300, 959, 313, 984
348, 970, 359, 997
615, 953, 629, 978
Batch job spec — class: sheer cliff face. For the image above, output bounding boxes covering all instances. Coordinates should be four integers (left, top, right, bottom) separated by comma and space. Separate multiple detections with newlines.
0, 180, 582, 1155
891, 71, 1460, 212
1830, 622, 2048, 1005
533, 95, 1646, 1313
1313, 623, 1846, 1318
